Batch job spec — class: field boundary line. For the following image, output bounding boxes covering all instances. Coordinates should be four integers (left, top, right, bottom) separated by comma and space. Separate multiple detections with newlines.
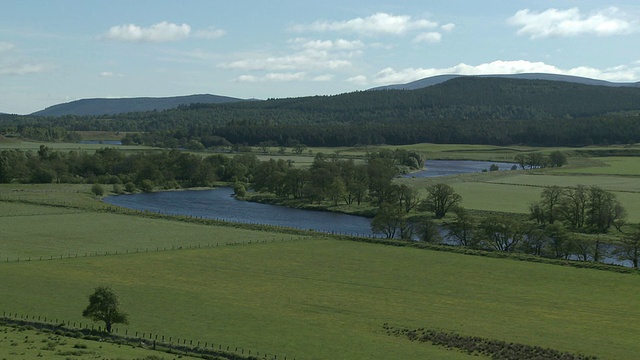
0, 314, 294, 360
0, 236, 307, 264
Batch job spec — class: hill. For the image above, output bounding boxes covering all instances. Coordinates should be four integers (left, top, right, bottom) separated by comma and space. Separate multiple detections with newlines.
370, 73, 640, 91
8, 77, 640, 147
30, 94, 245, 116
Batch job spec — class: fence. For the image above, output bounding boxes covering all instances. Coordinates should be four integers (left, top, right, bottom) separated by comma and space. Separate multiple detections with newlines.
1, 312, 296, 360
2, 237, 304, 263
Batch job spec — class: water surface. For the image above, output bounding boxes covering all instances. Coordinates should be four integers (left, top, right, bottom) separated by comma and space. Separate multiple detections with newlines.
104, 187, 375, 237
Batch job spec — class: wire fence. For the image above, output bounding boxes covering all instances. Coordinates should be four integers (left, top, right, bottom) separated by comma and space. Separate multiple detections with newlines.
1, 237, 308, 263
1, 312, 296, 360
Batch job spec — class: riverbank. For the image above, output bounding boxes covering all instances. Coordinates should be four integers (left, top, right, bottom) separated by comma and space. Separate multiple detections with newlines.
239, 191, 378, 218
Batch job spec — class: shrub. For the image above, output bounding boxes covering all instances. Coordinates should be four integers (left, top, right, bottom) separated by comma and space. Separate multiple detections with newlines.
140, 180, 154, 193
112, 183, 124, 194
233, 182, 247, 197
124, 182, 137, 193
91, 184, 105, 196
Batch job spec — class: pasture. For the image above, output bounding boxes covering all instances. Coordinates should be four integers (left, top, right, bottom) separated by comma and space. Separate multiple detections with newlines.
0, 207, 300, 260
1, 237, 639, 360
554, 156, 640, 176
2, 143, 640, 359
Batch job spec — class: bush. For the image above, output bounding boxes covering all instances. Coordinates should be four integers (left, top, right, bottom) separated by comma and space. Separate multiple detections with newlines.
233, 182, 247, 197
91, 183, 105, 196
124, 182, 136, 193
140, 180, 154, 193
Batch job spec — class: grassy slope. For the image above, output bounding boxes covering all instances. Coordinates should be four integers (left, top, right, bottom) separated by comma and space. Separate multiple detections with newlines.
1, 240, 638, 359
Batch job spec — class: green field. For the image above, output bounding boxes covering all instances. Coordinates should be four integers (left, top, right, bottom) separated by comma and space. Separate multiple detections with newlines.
1, 238, 639, 359
0, 207, 300, 260
554, 156, 640, 176
3, 143, 640, 359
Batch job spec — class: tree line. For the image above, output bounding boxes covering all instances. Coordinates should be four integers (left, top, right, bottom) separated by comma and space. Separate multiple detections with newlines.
0, 145, 260, 191
366, 181, 639, 268
3, 77, 640, 148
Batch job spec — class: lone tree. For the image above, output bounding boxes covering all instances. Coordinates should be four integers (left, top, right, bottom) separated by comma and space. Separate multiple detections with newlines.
82, 286, 129, 333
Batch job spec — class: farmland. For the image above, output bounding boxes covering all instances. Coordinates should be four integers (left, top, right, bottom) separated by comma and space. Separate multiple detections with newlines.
2, 143, 640, 359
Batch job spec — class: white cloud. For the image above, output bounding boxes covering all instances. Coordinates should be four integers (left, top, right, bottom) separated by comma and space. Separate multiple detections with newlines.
104, 21, 191, 42
235, 72, 307, 82
0, 43, 47, 76
508, 7, 637, 39
99, 71, 124, 78
441, 23, 455, 32
235, 75, 259, 82
347, 75, 368, 85
292, 12, 438, 36
370, 60, 640, 85
0, 63, 46, 76
194, 27, 226, 39
0, 41, 15, 53
312, 74, 334, 82
413, 32, 442, 43
294, 38, 364, 51
220, 48, 352, 71
221, 36, 363, 74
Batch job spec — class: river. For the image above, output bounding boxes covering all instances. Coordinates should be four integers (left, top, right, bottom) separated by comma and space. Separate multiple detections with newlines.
103, 160, 631, 267
104, 160, 512, 236
103, 187, 377, 237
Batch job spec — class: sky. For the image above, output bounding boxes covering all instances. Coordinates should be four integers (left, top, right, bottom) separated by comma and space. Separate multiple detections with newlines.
2, 1, 640, 114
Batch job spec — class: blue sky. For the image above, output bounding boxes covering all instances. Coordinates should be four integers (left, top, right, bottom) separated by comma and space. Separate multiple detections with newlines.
2, 0, 640, 114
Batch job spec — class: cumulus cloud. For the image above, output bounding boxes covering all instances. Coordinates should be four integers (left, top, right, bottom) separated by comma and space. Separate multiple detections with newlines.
194, 27, 226, 39
413, 32, 442, 43
292, 38, 364, 51
235, 72, 307, 82
0, 63, 46, 76
347, 75, 368, 85
292, 12, 438, 36
0, 41, 16, 53
312, 74, 334, 82
220, 37, 363, 72
508, 7, 637, 39
441, 23, 455, 32
222, 50, 352, 71
0, 43, 48, 76
104, 21, 191, 42
369, 60, 640, 85
99, 71, 124, 78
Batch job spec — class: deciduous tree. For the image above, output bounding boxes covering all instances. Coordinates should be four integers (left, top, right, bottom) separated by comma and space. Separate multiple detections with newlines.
421, 183, 462, 219
82, 286, 129, 333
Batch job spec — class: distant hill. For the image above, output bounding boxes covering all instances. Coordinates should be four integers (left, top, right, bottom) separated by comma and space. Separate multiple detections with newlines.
31, 94, 245, 116
370, 73, 640, 91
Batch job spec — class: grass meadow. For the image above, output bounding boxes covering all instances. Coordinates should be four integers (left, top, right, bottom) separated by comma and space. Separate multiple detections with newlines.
2, 143, 640, 359
1, 238, 639, 359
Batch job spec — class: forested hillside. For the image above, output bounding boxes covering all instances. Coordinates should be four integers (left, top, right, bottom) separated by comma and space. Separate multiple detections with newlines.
370, 73, 640, 90
30, 94, 245, 116
4, 77, 640, 147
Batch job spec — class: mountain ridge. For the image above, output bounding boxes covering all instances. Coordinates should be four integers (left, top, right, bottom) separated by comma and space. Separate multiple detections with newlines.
31, 94, 245, 116
370, 73, 640, 91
